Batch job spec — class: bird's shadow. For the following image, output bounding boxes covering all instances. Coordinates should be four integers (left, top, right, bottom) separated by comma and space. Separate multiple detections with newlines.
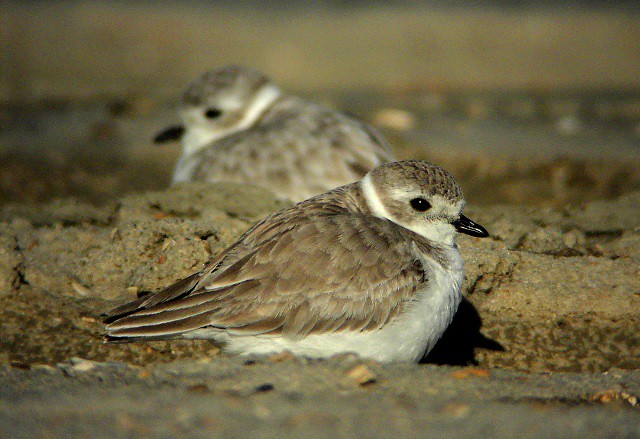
420, 297, 504, 366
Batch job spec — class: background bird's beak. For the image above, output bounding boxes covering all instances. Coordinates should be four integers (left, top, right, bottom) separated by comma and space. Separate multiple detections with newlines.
154, 125, 185, 144
453, 214, 489, 237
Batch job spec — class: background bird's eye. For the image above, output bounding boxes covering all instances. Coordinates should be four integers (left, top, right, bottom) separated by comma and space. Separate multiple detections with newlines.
204, 108, 222, 119
410, 197, 431, 212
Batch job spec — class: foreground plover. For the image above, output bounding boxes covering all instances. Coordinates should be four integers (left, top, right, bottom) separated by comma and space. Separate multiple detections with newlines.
155, 65, 394, 202
104, 160, 488, 362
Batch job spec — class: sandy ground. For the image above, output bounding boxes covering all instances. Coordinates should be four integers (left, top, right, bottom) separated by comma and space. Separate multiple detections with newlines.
0, 172, 638, 436
1, 181, 638, 371
1, 358, 639, 438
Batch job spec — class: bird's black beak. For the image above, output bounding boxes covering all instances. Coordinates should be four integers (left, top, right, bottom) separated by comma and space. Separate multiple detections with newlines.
453, 214, 489, 238
154, 125, 185, 144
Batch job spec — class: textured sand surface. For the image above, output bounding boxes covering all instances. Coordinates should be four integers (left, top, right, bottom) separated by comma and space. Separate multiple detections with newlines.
1, 183, 638, 371
0, 181, 638, 436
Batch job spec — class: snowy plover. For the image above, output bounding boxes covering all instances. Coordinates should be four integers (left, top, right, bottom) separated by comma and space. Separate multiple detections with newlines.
155, 65, 394, 202
104, 160, 488, 362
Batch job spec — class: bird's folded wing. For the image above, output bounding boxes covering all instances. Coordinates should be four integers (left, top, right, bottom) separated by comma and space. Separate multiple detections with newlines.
102, 242, 241, 323
105, 214, 429, 340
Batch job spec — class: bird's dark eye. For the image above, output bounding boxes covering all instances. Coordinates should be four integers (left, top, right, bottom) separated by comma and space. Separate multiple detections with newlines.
410, 198, 431, 212
204, 108, 222, 119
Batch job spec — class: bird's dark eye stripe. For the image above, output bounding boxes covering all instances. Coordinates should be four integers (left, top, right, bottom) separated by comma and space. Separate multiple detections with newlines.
205, 108, 222, 119
410, 198, 431, 212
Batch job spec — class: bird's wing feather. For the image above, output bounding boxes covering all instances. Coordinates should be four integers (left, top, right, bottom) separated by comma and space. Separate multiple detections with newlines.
105, 213, 432, 340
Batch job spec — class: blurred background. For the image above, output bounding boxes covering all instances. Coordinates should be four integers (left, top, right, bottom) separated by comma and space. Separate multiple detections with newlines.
1, 0, 639, 206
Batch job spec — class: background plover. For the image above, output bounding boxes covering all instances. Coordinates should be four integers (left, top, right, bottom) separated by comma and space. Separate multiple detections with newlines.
105, 160, 488, 362
155, 65, 395, 202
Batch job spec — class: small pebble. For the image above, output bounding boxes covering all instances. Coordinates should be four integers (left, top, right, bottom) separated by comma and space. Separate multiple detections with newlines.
254, 383, 274, 393
439, 402, 471, 418
451, 368, 490, 379
161, 239, 173, 252
10, 361, 31, 370
187, 383, 211, 394
71, 281, 91, 296
555, 115, 582, 135
372, 108, 416, 131
345, 363, 376, 386
72, 358, 99, 370
562, 229, 585, 249
124, 286, 139, 297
